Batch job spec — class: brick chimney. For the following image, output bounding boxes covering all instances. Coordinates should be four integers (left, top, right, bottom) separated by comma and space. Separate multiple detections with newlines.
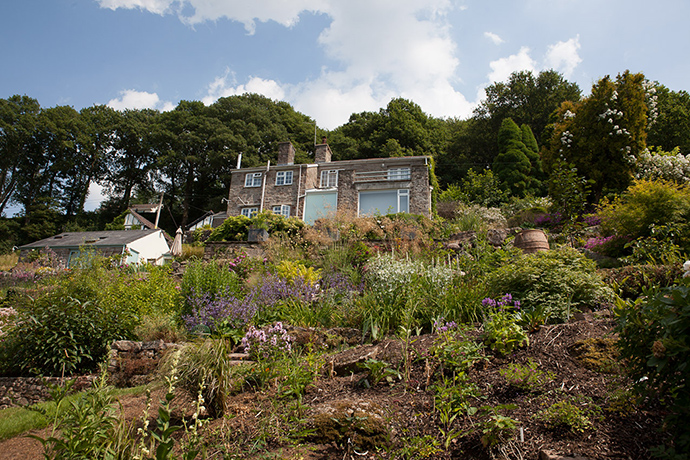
314, 137, 332, 163
277, 141, 295, 165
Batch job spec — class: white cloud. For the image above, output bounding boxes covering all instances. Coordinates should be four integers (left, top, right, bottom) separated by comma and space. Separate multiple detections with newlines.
97, 0, 174, 15
107, 89, 175, 111
484, 32, 504, 45
487, 46, 536, 84
201, 72, 286, 105
543, 36, 582, 78
186, 0, 475, 128
100, 0, 479, 126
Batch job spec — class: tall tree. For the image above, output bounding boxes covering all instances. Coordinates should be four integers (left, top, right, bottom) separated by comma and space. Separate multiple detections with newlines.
157, 101, 235, 227
0, 95, 40, 216
647, 84, 690, 154
493, 118, 532, 197
101, 109, 160, 212
543, 71, 648, 202
328, 98, 449, 161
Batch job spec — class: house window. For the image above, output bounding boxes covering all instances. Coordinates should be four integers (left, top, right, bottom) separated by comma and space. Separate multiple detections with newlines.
320, 170, 338, 188
244, 172, 262, 187
272, 205, 291, 217
359, 189, 410, 216
241, 207, 259, 218
275, 170, 293, 186
388, 167, 411, 181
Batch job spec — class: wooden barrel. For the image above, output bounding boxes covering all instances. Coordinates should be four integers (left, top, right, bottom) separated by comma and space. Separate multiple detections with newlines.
514, 229, 549, 253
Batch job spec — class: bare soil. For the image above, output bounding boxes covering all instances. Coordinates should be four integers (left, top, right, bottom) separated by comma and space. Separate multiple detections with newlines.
0, 312, 669, 460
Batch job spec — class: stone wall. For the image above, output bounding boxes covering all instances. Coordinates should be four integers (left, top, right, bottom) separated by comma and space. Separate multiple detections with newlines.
108, 340, 181, 388
0, 376, 96, 410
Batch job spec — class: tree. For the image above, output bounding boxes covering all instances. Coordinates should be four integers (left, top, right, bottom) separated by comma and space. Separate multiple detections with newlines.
474, 70, 582, 145
493, 118, 533, 197
328, 98, 449, 161
101, 109, 160, 212
543, 71, 648, 202
156, 101, 235, 227
0, 96, 40, 216
647, 84, 690, 154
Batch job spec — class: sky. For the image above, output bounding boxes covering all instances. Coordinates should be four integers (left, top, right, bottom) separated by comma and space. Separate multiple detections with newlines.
2, 0, 689, 132
1, 0, 689, 214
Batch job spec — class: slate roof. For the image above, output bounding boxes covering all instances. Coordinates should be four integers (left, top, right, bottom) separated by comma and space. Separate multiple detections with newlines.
18, 229, 163, 249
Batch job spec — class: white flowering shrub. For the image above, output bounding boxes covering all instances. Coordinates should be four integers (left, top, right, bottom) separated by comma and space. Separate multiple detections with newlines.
0, 308, 16, 337
365, 254, 454, 294
635, 147, 690, 183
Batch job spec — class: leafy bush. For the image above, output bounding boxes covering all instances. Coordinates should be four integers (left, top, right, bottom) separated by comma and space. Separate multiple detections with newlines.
483, 311, 529, 356
616, 279, 690, 454
601, 264, 682, 300
0, 296, 130, 376
179, 259, 243, 318
207, 212, 305, 242
598, 179, 690, 252
488, 248, 613, 322
207, 215, 252, 241
499, 360, 554, 392
534, 396, 602, 433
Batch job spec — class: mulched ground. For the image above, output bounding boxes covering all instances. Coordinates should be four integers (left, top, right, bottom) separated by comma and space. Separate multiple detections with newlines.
0, 312, 670, 460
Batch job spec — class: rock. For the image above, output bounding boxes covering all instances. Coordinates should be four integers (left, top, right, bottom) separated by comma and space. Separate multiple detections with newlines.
111, 340, 140, 352
328, 339, 403, 376
310, 399, 390, 450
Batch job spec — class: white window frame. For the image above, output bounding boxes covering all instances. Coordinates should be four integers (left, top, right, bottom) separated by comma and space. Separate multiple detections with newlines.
272, 204, 291, 217
397, 189, 409, 213
244, 172, 262, 187
275, 170, 293, 186
241, 207, 259, 218
388, 167, 411, 181
320, 170, 338, 188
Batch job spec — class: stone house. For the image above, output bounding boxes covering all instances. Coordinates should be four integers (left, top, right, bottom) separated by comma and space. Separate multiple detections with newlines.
226, 140, 432, 224
17, 229, 171, 267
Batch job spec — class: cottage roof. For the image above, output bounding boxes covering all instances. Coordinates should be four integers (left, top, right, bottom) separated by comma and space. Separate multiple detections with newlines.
18, 229, 164, 250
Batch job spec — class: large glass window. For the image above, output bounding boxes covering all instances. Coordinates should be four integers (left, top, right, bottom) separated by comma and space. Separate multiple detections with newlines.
275, 171, 293, 186
244, 172, 262, 187
359, 189, 409, 216
320, 170, 338, 188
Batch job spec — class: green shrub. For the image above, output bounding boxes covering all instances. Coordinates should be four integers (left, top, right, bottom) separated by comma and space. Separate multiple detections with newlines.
0, 296, 130, 376
179, 259, 243, 318
616, 280, 690, 454
207, 215, 251, 241
499, 360, 554, 392
483, 311, 529, 356
534, 396, 602, 433
601, 264, 682, 299
598, 179, 690, 252
488, 248, 613, 322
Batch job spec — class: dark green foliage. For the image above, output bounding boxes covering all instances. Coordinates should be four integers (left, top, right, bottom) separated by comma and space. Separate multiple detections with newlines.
0, 296, 130, 376
493, 118, 533, 197
439, 168, 508, 207
548, 160, 590, 223
616, 283, 690, 454
647, 84, 690, 155
601, 264, 682, 299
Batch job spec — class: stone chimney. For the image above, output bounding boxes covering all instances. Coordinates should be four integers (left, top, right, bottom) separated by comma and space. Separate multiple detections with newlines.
277, 141, 295, 165
314, 137, 332, 163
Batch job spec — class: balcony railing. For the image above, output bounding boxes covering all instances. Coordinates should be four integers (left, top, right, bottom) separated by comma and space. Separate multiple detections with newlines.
354, 169, 411, 183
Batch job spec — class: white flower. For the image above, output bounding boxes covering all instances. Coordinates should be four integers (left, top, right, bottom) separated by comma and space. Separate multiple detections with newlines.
683, 260, 690, 277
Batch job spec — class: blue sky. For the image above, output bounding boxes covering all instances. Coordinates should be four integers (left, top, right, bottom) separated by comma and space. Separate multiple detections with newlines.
2, 0, 689, 131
